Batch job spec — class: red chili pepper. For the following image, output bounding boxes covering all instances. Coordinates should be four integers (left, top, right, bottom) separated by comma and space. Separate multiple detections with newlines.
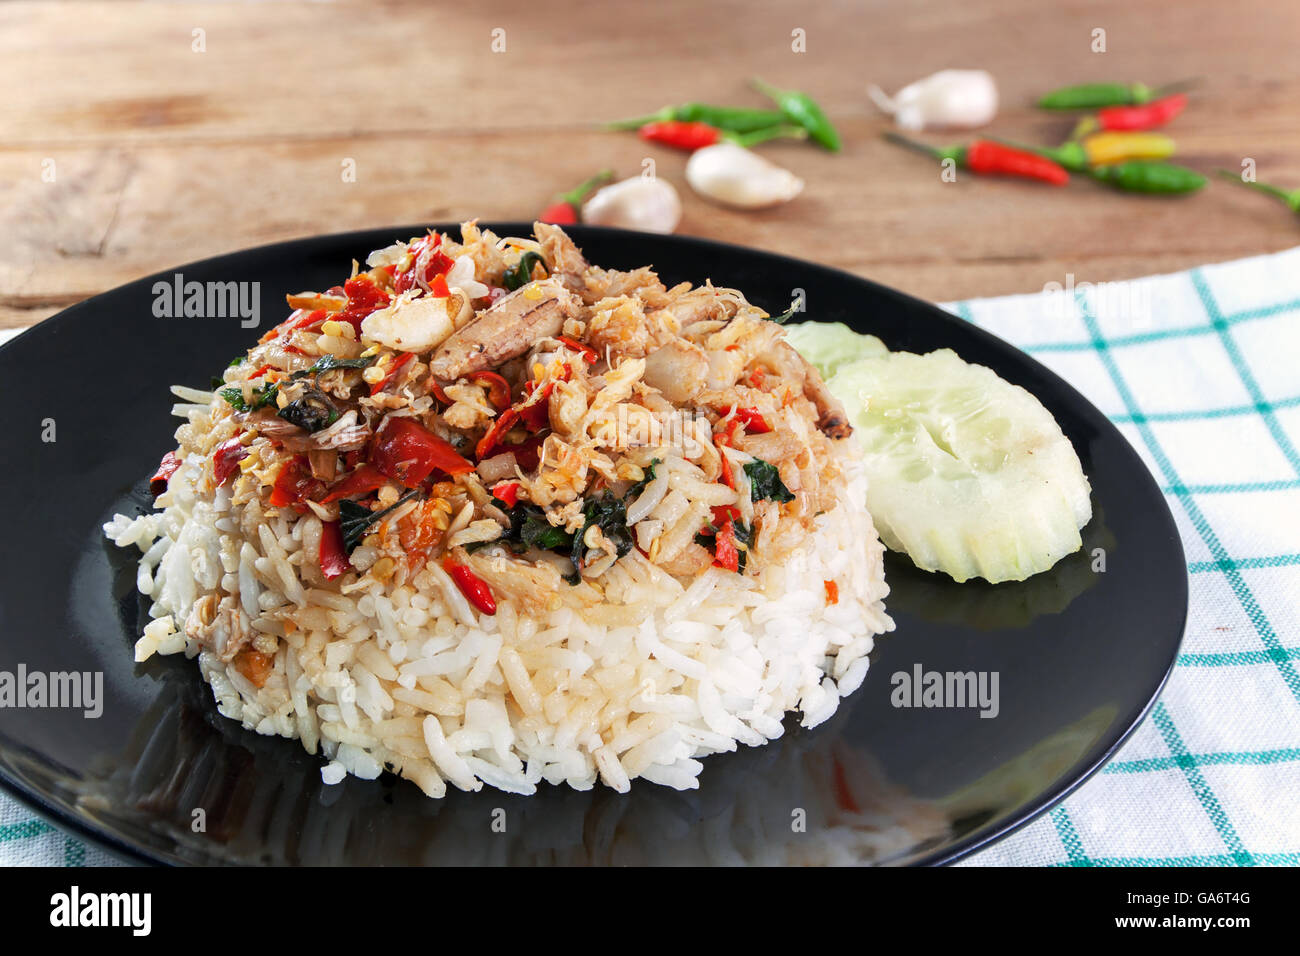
468, 370, 512, 410
1096, 93, 1188, 132
539, 170, 614, 224
150, 451, 182, 496
518, 382, 554, 431
713, 519, 740, 572
557, 336, 598, 364
211, 437, 247, 487
393, 234, 455, 295
639, 120, 722, 150
475, 408, 520, 460
964, 140, 1070, 185
491, 481, 521, 508
369, 352, 415, 396
716, 405, 772, 434
511, 434, 545, 471
442, 557, 497, 616
371, 417, 474, 487
429, 381, 452, 406
246, 363, 278, 380
269, 455, 326, 508
321, 463, 389, 503
884, 132, 1070, 186
260, 308, 327, 344
824, 580, 839, 605
716, 437, 736, 489
429, 273, 451, 298
319, 521, 351, 580
711, 504, 740, 527
332, 276, 392, 335
746, 366, 767, 389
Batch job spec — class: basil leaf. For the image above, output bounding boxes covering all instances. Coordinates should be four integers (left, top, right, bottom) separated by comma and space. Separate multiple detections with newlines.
339, 490, 419, 553
291, 354, 375, 380
768, 302, 800, 324
744, 459, 794, 503
503, 251, 547, 292
624, 458, 661, 500
570, 494, 634, 577
219, 382, 278, 412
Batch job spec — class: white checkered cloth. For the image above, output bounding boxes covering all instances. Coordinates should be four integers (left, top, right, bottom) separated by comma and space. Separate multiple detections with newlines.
3, 249, 1299, 866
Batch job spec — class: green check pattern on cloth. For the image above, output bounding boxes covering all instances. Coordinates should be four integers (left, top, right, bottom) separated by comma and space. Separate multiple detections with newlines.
1, 249, 1298, 867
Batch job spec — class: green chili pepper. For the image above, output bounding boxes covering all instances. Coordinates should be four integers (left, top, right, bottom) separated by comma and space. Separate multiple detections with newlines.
1216, 170, 1300, 213
1037, 77, 1199, 110
1088, 161, 1206, 194
606, 103, 788, 133
751, 78, 841, 151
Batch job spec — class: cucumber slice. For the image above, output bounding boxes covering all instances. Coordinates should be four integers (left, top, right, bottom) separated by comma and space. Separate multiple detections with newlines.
818, 347, 1092, 583
783, 321, 888, 378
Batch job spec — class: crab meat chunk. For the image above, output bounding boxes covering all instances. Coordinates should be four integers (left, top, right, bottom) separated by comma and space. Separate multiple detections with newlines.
360, 292, 471, 353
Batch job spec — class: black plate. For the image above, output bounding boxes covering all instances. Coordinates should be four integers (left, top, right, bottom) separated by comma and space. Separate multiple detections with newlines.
0, 224, 1186, 866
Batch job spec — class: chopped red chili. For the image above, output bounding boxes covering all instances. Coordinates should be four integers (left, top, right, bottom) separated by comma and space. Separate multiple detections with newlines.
393, 235, 455, 295
824, 580, 839, 605
491, 481, 521, 508
442, 557, 497, 616
475, 408, 520, 460
369, 352, 415, 396
319, 521, 350, 580
716, 405, 772, 434
321, 463, 388, 503
371, 417, 474, 487
333, 276, 391, 335
468, 370, 512, 410
557, 336, 598, 364
713, 519, 740, 572
211, 437, 247, 487
260, 308, 327, 344
150, 451, 182, 496
269, 455, 325, 508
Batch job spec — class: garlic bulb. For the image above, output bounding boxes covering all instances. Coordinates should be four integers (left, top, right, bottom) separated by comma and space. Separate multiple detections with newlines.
869, 69, 998, 131
685, 143, 804, 209
581, 175, 681, 233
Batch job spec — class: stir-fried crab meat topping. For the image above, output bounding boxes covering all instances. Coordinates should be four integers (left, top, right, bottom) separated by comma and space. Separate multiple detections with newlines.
205, 220, 851, 613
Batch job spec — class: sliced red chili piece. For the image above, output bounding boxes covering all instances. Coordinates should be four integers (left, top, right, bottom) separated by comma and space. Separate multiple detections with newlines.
369, 352, 415, 396
491, 481, 521, 508
429, 273, 450, 298
468, 370, 512, 410
716, 405, 772, 435
824, 579, 840, 605
713, 519, 740, 572
260, 308, 327, 344
556, 336, 598, 364
150, 451, 183, 496
212, 437, 247, 487
442, 557, 497, 616
711, 504, 740, 527
371, 417, 474, 487
269, 455, 326, 508
319, 520, 351, 580
321, 463, 389, 503
475, 408, 520, 461
715, 435, 736, 489
333, 275, 391, 335
518, 383, 553, 431
393, 235, 455, 295
511, 434, 545, 471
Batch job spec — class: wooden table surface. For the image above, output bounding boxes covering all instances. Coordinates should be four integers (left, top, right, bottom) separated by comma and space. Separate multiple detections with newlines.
3, 0, 1299, 330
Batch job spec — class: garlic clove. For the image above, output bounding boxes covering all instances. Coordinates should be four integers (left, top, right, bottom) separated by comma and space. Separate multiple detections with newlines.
581, 176, 682, 233
869, 69, 998, 130
685, 143, 804, 210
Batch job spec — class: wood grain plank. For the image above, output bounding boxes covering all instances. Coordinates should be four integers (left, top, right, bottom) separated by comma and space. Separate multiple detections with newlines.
2, 0, 1298, 323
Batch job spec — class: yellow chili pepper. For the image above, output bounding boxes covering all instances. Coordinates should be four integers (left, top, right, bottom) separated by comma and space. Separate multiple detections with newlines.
1082, 131, 1176, 165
